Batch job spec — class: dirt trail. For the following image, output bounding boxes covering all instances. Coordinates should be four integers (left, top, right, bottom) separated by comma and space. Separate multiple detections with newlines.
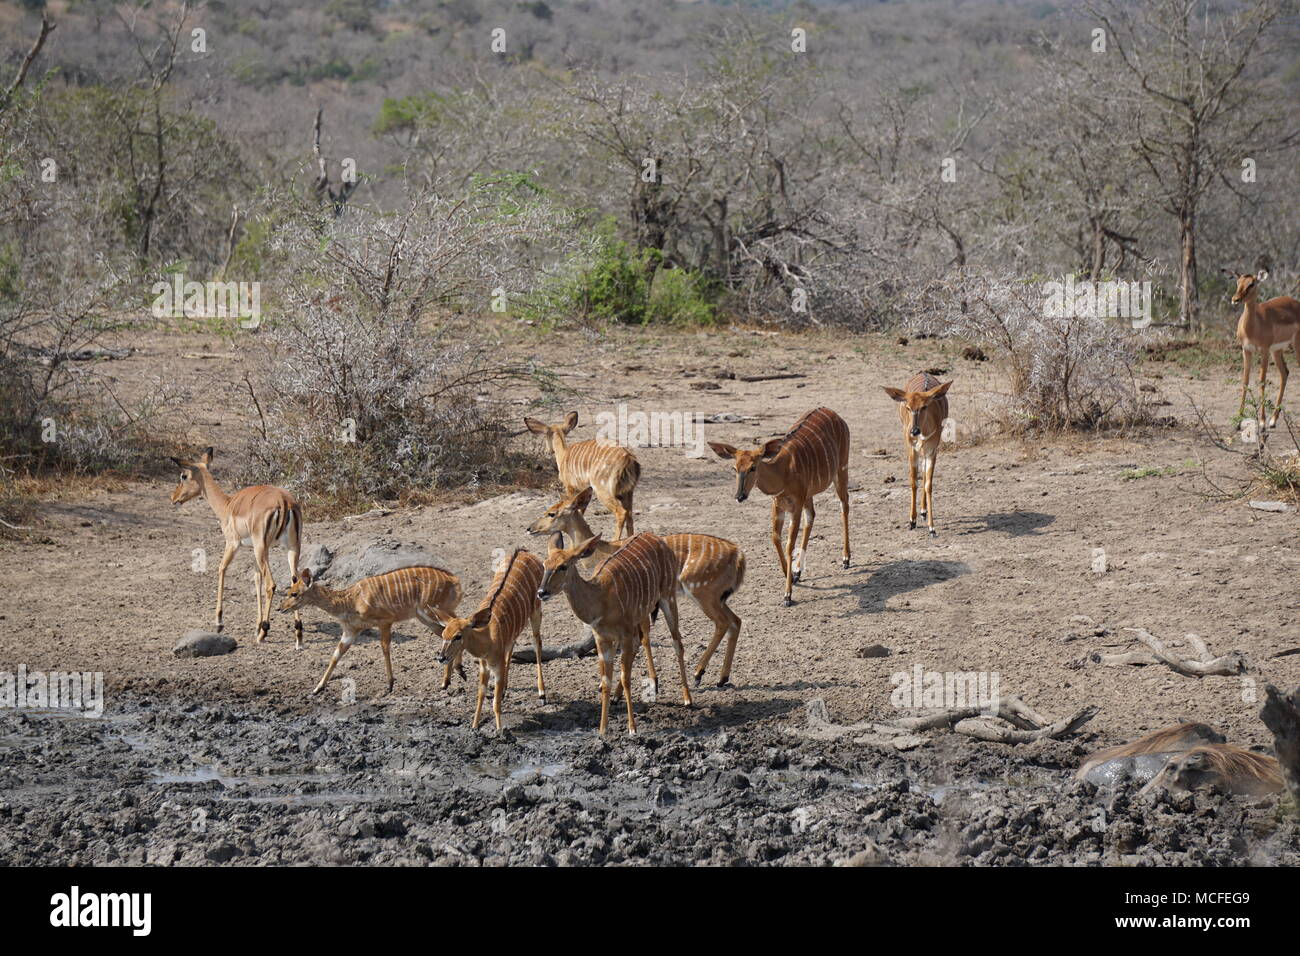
2, 325, 1298, 865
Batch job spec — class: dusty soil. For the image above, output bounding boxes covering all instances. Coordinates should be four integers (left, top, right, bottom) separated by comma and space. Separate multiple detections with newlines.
2, 322, 1298, 865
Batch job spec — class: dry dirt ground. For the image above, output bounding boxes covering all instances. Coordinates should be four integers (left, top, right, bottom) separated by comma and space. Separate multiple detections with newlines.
2, 323, 1298, 866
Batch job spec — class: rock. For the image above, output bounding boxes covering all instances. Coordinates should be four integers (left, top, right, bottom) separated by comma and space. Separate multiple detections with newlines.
1248, 501, 1294, 513
302, 538, 453, 586
173, 631, 236, 658
857, 644, 891, 658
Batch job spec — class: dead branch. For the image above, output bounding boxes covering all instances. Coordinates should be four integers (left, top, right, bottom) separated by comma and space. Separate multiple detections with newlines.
791, 694, 1096, 747
1088, 628, 1248, 677
1, 13, 55, 114
511, 634, 596, 664
313, 106, 357, 217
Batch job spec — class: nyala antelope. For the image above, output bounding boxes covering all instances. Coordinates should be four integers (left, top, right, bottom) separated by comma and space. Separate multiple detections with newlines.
433, 548, 546, 732
1141, 744, 1284, 798
1076, 722, 1226, 785
170, 447, 303, 645
528, 488, 747, 687
1224, 270, 1300, 427
524, 412, 640, 539
280, 565, 461, 697
882, 374, 952, 536
538, 532, 691, 735
709, 407, 850, 607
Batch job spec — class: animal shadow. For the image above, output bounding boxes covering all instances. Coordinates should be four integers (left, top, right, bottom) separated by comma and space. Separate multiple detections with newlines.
957, 511, 1054, 537
847, 559, 971, 614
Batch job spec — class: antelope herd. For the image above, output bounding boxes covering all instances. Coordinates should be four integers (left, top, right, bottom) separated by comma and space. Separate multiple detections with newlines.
171, 395, 917, 734
164, 322, 1291, 802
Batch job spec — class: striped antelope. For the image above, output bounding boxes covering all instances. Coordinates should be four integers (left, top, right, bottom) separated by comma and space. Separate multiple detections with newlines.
524, 412, 641, 539
169, 447, 303, 645
537, 532, 691, 735
433, 548, 547, 731
528, 488, 747, 687
280, 565, 461, 697
708, 407, 851, 607
1224, 270, 1300, 427
882, 374, 952, 536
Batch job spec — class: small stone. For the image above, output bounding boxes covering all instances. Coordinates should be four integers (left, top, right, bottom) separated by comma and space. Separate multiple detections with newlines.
173, 631, 237, 658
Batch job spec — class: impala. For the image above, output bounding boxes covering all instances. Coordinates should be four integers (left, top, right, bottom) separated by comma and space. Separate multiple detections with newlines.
433, 548, 547, 731
280, 565, 461, 696
1224, 269, 1300, 427
882, 374, 952, 536
538, 532, 691, 735
528, 488, 746, 687
170, 447, 303, 645
709, 407, 851, 607
524, 412, 641, 539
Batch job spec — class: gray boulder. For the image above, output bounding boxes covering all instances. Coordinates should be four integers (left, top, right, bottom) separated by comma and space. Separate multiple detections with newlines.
301, 538, 451, 587
174, 630, 237, 658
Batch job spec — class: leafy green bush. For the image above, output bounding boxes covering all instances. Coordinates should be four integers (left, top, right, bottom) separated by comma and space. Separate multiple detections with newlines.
534, 228, 719, 326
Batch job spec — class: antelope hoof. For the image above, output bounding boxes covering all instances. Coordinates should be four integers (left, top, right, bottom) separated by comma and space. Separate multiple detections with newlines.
919, 510, 927, 520
718, 676, 730, 688
694, 673, 703, 687
908, 520, 916, 530
791, 569, 801, 584
310, 684, 324, 696
780, 596, 794, 608
215, 621, 224, 634
928, 529, 937, 538
841, 557, 850, 569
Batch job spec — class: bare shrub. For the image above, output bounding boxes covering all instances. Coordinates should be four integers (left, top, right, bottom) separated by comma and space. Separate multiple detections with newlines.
915, 271, 1155, 431
248, 183, 571, 507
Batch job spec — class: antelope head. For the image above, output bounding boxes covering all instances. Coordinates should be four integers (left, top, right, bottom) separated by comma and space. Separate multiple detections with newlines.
708, 439, 783, 503
169, 446, 214, 505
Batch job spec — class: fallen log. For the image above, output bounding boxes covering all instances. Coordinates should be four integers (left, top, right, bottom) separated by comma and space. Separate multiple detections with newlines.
1083, 628, 1246, 677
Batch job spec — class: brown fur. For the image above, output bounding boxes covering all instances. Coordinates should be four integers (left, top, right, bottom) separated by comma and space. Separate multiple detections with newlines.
708, 407, 851, 606
523, 412, 641, 538
1227, 270, 1300, 426
881, 375, 952, 536
1141, 744, 1284, 798
170, 446, 304, 646
435, 549, 546, 731
281, 565, 461, 697
1075, 722, 1226, 781
528, 488, 747, 686
539, 531, 691, 735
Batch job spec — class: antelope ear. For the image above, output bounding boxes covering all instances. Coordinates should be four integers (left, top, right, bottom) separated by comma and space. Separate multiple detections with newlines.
927, 380, 953, 399
575, 534, 603, 558
882, 387, 907, 403
523, 417, 549, 435
170, 457, 185, 468
431, 606, 457, 626
469, 607, 493, 629
202, 447, 214, 464
760, 438, 783, 461
573, 487, 594, 510
298, 568, 313, 586
1257, 269, 1269, 282
1221, 268, 1240, 278
707, 441, 737, 460
561, 411, 579, 434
